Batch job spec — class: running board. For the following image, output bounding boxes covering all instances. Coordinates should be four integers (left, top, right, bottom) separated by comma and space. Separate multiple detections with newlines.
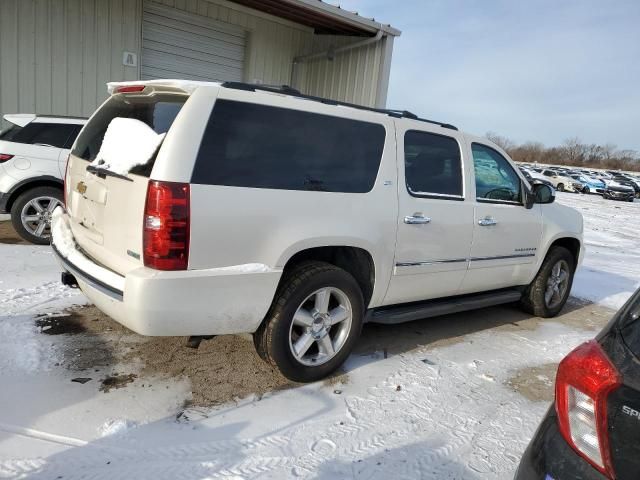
367, 289, 523, 325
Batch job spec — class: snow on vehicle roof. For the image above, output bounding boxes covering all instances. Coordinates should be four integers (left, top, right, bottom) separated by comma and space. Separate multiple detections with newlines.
3, 114, 36, 127
3, 114, 86, 126
107, 79, 222, 95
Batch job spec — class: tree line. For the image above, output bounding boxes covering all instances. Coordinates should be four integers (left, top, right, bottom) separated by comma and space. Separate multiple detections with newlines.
486, 133, 640, 172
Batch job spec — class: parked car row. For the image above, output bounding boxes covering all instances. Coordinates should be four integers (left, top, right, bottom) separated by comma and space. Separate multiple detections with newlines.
519, 163, 640, 203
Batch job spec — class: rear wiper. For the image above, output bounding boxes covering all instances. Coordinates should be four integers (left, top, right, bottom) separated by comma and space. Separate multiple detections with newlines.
86, 165, 134, 182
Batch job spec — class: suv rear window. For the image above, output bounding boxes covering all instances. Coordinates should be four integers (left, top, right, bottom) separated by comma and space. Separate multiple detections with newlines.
0, 122, 77, 148
192, 100, 386, 193
72, 94, 186, 162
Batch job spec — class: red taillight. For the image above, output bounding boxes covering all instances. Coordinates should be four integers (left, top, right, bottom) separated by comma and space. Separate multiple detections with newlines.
555, 340, 620, 478
143, 180, 190, 271
114, 85, 146, 94
0, 154, 14, 163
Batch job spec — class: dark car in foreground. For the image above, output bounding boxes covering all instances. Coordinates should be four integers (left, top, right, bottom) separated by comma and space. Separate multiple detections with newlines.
516, 288, 640, 479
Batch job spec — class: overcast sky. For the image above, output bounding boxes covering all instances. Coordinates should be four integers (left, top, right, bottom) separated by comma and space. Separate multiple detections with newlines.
337, 0, 640, 151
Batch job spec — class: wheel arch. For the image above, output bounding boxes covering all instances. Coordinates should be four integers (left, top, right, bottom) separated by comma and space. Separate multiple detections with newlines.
279, 245, 376, 308
546, 236, 581, 267
4, 176, 63, 213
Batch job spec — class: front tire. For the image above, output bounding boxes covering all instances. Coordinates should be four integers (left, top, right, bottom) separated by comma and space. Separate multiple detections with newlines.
254, 261, 364, 382
556, 183, 565, 192
583, 187, 590, 194
520, 246, 575, 318
10, 186, 63, 245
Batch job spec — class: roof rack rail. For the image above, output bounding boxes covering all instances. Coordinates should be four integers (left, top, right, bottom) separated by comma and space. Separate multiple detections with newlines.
220, 82, 458, 131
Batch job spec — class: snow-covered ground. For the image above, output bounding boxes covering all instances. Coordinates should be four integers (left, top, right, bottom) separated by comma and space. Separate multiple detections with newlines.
1, 194, 639, 479
559, 193, 640, 308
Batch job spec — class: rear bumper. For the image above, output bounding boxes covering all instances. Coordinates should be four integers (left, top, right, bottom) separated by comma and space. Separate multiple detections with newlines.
515, 407, 607, 480
51, 211, 283, 336
0, 191, 8, 213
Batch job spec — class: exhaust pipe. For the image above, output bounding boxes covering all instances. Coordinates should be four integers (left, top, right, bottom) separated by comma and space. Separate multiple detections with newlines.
61, 272, 79, 288
186, 335, 215, 349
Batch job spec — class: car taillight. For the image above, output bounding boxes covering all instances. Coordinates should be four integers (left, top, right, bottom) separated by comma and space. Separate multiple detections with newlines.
555, 340, 620, 478
143, 180, 190, 271
0, 154, 14, 163
115, 85, 145, 94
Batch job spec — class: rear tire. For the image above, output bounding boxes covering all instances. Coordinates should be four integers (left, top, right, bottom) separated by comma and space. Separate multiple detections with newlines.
520, 246, 575, 318
254, 261, 364, 383
10, 186, 63, 245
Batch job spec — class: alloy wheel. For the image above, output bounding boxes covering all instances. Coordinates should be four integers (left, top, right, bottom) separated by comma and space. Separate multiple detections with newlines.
545, 260, 570, 309
20, 196, 62, 239
289, 287, 353, 367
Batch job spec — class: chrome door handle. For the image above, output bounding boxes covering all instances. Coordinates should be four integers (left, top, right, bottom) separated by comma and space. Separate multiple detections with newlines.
404, 215, 431, 225
478, 217, 497, 227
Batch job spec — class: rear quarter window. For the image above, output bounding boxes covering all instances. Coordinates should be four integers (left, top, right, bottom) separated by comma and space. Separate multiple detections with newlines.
2, 123, 77, 148
72, 94, 186, 163
191, 100, 386, 193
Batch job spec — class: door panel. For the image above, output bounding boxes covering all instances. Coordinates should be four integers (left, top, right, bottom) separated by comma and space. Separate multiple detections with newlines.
460, 141, 543, 293
384, 125, 474, 305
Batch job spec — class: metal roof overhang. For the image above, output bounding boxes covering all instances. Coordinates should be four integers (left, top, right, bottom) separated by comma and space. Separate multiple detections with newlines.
227, 0, 401, 37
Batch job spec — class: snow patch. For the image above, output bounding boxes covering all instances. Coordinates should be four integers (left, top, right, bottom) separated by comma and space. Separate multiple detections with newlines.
0, 316, 59, 374
90, 118, 165, 176
99, 419, 138, 437
212, 263, 272, 274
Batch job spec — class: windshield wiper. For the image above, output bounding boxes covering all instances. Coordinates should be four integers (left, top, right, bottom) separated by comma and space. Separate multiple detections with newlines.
86, 165, 134, 182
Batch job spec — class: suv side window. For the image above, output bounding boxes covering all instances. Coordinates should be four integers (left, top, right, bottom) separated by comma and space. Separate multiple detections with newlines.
192, 100, 386, 193
9, 123, 76, 149
472, 143, 522, 203
404, 130, 463, 199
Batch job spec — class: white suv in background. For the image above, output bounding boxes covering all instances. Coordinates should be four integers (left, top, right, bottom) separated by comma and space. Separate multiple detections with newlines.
52, 80, 584, 382
0, 114, 86, 244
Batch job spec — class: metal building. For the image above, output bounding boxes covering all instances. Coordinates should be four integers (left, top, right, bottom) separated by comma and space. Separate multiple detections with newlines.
0, 0, 400, 121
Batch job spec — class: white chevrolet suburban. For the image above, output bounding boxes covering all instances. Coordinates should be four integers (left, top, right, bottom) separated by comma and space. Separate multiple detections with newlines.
52, 80, 584, 382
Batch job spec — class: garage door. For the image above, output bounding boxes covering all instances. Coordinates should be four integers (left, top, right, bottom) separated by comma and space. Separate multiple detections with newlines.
142, 2, 246, 82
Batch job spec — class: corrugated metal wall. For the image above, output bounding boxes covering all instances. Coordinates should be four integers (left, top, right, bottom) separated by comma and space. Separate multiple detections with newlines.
0, 0, 391, 121
147, 0, 314, 86
0, 0, 142, 119
295, 34, 390, 108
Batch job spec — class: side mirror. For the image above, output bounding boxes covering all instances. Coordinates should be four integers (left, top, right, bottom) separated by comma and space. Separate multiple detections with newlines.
533, 183, 555, 204
525, 182, 555, 208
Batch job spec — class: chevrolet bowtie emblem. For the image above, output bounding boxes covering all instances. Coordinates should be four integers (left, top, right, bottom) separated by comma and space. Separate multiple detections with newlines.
77, 181, 87, 194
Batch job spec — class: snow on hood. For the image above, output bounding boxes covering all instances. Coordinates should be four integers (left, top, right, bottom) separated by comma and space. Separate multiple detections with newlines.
90, 118, 165, 176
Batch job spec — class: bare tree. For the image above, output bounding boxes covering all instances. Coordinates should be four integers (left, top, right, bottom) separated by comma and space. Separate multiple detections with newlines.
485, 132, 515, 152
478, 133, 640, 172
